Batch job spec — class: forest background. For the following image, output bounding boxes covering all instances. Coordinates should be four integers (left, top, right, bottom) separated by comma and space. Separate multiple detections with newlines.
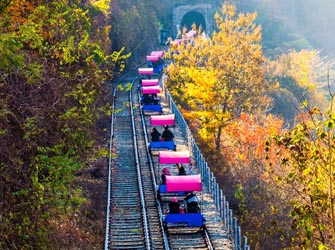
1, 0, 335, 249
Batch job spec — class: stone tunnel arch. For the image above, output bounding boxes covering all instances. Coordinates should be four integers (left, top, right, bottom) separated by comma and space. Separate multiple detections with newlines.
172, 3, 212, 37
180, 11, 206, 33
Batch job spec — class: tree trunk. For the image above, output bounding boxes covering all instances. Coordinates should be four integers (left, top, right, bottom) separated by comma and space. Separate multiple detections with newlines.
215, 125, 223, 150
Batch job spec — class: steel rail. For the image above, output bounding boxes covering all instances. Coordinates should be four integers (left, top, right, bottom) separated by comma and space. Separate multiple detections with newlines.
105, 65, 154, 249
107, 74, 146, 249
104, 70, 134, 250
137, 87, 170, 250
138, 78, 216, 250
129, 76, 151, 249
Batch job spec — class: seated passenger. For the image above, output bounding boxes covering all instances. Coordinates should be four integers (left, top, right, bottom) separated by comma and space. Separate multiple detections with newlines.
177, 163, 186, 176
151, 127, 161, 142
151, 94, 160, 105
152, 61, 158, 68
141, 94, 153, 105
184, 192, 200, 213
161, 126, 174, 141
160, 167, 171, 184
168, 197, 180, 214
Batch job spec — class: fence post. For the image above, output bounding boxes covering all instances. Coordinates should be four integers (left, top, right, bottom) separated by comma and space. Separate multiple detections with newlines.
243, 236, 250, 250
227, 203, 231, 235
233, 217, 238, 250
211, 176, 217, 206
237, 225, 241, 250
206, 164, 211, 192
222, 195, 226, 225
219, 189, 223, 218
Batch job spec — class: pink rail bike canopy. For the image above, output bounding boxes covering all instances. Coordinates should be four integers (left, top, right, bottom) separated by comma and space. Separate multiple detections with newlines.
150, 114, 175, 126
159, 151, 190, 164
165, 174, 202, 192
138, 68, 154, 75
150, 50, 164, 58
146, 55, 159, 62
141, 86, 161, 94
171, 39, 182, 46
142, 79, 159, 86
185, 30, 197, 39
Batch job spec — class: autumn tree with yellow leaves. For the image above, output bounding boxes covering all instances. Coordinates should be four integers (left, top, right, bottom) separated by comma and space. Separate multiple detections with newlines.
164, 3, 335, 249
165, 3, 271, 151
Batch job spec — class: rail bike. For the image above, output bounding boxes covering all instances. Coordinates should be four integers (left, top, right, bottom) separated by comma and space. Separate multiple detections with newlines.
140, 85, 162, 114
146, 50, 165, 74
149, 114, 176, 153
138, 66, 162, 114
156, 150, 205, 230
138, 67, 154, 76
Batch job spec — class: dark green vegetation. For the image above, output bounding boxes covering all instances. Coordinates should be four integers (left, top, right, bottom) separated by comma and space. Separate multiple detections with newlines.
0, 0, 128, 249
0, 0, 166, 249
109, 0, 161, 63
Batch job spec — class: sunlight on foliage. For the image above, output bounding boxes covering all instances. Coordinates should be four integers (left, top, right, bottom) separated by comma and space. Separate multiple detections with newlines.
91, 0, 111, 15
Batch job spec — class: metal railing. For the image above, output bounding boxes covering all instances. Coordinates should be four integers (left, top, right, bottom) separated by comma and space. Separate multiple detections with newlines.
164, 85, 251, 250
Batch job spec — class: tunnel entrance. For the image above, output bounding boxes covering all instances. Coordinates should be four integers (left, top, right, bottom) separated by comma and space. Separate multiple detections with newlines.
180, 11, 206, 32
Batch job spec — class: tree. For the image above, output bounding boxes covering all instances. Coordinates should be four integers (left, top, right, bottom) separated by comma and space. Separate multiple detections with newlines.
165, 3, 271, 150
265, 50, 330, 124
0, 0, 127, 248
218, 113, 294, 249
109, 0, 161, 63
267, 100, 335, 248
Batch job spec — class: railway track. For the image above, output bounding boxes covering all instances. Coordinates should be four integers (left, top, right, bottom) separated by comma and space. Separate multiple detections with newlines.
106, 73, 153, 249
167, 228, 212, 249
132, 79, 167, 249
106, 70, 168, 249
136, 76, 215, 249
105, 69, 227, 249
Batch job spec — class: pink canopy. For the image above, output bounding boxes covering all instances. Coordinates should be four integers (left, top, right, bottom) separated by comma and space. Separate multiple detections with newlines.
151, 50, 164, 58
171, 39, 183, 46
142, 79, 159, 86
138, 68, 154, 75
165, 175, 202, 192
142, 86, 161, 94
146, 55, 159, 62
159, 151, 190, 164
185, 30, 196, 39
151, 114, 175, 126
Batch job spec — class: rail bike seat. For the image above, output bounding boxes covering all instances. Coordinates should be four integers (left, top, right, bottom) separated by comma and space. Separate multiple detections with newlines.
149, 141, 176, 152
153, 64, 165, 74
142, 104, 163, 114
157, 184, 185, 199
164, 213, 205, 228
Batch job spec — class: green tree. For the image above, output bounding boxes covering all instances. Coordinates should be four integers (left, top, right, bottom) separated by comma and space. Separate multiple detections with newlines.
0, 0, 127, 248
267, 100, 335, 248
109, 0, 161, 63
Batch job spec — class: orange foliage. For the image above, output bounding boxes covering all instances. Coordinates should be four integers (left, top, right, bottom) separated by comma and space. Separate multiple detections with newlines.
221, 113, 283, 181
4, 0, 39, 30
